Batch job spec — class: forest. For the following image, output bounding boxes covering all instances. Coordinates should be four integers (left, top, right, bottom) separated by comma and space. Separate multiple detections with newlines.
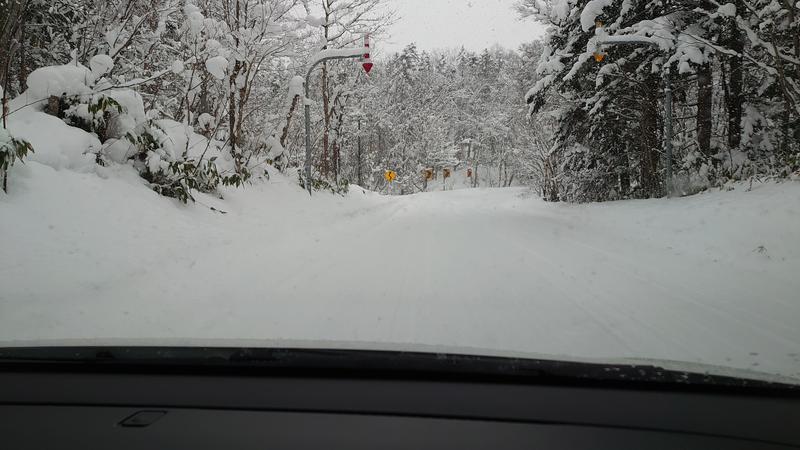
522, 0, 800, 201
1, 0, 799, 203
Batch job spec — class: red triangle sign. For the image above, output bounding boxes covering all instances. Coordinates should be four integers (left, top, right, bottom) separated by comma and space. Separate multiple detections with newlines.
362, 62, 374, 74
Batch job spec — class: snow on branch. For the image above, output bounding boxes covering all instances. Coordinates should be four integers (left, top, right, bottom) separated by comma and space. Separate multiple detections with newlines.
307, 47, 365, 69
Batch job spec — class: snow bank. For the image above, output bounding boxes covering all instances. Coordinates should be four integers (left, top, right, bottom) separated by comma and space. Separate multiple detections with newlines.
18, 64, 95, 108
104, 89, 147, 139
6, 108, 100, 171
102, 137, 136, 163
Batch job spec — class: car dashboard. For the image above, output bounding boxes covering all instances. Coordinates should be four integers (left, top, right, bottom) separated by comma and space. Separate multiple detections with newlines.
1, 348, 798, 449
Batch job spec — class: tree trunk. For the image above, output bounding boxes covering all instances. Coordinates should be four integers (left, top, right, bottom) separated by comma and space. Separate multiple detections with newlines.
321, 62, 331, 176
498, 161, 503, 187
332, 141, 340, 181
229, 78, 238, 166
320, 7, 332, 178
697, 61, 713, 158
0, 0, 28, 96
791, 2, 800, 157
639, 79, 660, 197
280, 94, 300, 148
16, 15, 27, 91
235, 64, 248, 157
2, 60, 10, 127
724, 6, 744, 150
228, 0, 242, 173
619, 151, 631, 196
765, 31, 796, 159
329, 91, 349, 182
356, 120, 363, 186
468, 140, 477, 188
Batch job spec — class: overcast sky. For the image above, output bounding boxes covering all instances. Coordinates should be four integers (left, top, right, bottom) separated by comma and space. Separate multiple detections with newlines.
380, 0, 546, 54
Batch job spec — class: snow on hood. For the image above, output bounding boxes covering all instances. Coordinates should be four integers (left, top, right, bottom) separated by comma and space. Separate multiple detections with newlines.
1, 337, 797, 386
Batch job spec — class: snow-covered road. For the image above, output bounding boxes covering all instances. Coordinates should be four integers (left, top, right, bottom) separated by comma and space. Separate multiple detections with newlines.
2, 164, 800, 381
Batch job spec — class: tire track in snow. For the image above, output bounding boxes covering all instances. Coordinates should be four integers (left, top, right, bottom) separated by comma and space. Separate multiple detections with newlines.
486, 216, 661, 357
488, 212, 725, 361
551, 229, 800, 348
495, 211, 799, 373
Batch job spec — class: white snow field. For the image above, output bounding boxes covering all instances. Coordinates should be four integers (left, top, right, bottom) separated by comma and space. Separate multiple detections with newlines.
2, 157, 800, 382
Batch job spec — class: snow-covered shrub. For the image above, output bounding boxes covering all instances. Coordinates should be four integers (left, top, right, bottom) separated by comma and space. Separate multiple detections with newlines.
0, 127, 34, 193
196, 113, 215, 137
17, 62, 142, 144
123, 122, 201, 203
15, 59, 246, 203
144, 157, 251, 203
22, 64, 95, 102
61, 94, 125, 141
299, 172, 350, 195
254, 130, 288, 171
123, 120, 250, 203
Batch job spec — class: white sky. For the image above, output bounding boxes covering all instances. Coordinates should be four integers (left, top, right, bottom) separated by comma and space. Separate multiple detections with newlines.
381, 0, 546, 54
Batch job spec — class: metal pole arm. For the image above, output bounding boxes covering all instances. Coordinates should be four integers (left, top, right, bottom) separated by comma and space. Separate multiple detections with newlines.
304, 54, 364, 97
303, 52, 365, 194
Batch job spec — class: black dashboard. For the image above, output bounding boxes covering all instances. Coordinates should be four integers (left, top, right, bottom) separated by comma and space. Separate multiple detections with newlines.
1, 348, 798, 449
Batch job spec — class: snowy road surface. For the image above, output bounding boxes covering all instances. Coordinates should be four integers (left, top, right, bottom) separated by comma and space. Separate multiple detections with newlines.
2, 164, 800, 381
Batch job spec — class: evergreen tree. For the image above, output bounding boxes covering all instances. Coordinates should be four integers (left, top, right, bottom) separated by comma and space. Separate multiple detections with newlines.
520, 0, 800, 202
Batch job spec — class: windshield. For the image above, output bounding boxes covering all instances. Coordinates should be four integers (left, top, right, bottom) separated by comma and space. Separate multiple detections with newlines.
0, 0, 798, 386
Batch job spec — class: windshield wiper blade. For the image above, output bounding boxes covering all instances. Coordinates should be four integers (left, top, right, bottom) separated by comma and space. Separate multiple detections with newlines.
0, 346, 797, 392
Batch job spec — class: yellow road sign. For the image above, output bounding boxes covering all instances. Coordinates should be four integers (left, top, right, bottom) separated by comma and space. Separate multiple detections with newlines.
384, 170, 397, 183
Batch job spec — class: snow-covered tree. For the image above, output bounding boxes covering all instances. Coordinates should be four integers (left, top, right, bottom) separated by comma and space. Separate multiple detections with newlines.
333, 43, 549, 194
1, 0, 322, 201
305, 0, 394, 181
520, 0, 800, 202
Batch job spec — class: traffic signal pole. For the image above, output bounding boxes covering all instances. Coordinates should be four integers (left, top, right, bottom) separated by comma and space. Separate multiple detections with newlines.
304, 35, 373, 195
